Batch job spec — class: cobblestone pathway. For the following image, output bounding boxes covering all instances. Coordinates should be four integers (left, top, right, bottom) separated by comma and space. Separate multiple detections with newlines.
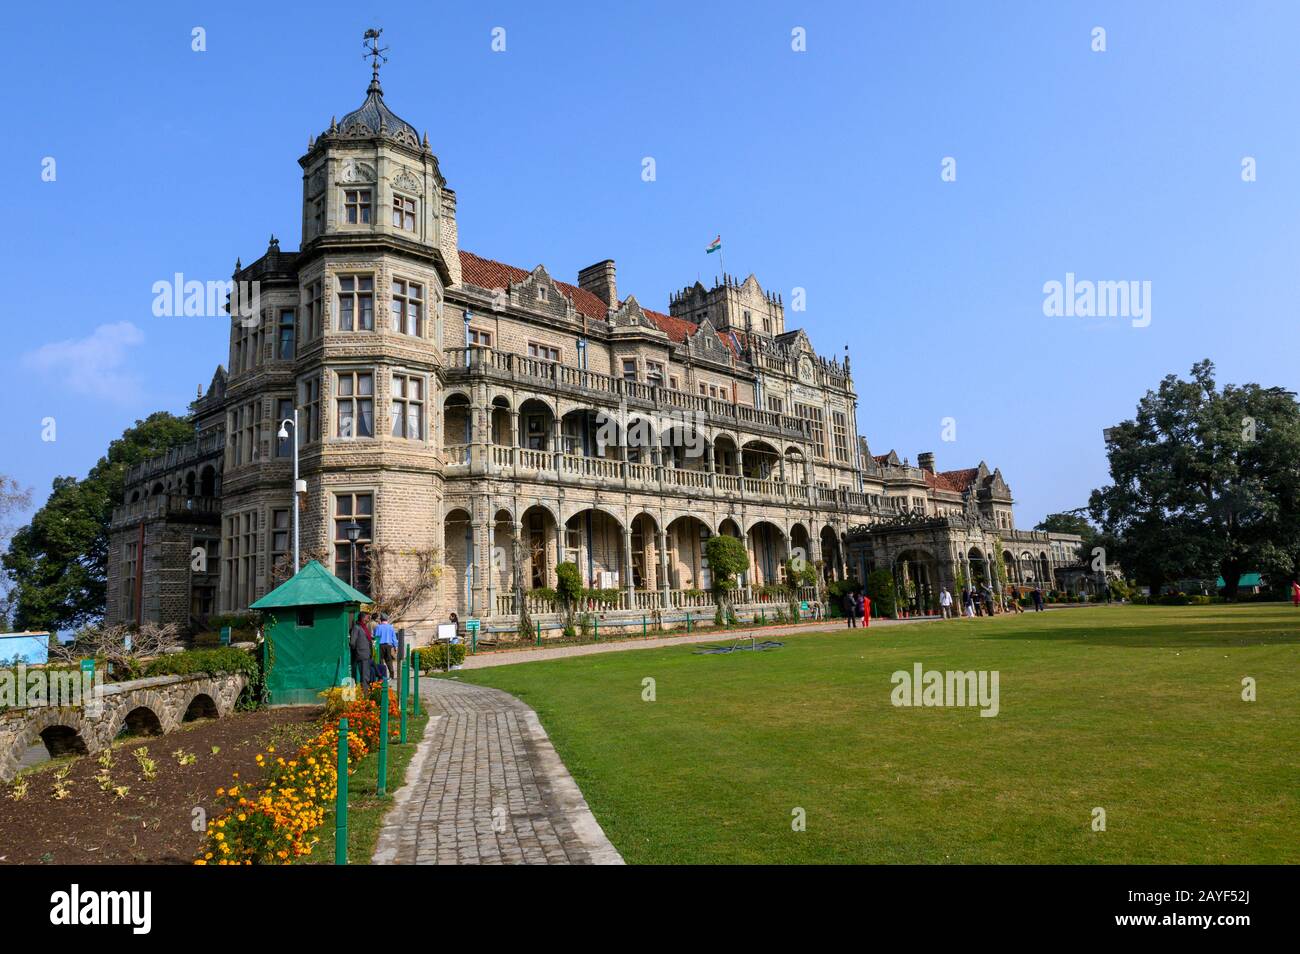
372, 679, 623, 865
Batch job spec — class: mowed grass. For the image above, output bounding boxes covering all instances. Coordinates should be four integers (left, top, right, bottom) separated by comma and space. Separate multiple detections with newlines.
452, 605, 1300, 864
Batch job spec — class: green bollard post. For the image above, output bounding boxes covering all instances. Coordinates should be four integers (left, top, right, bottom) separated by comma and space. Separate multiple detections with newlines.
377, 679, 389, 797
687, 612, 692, 633
412, 650, 420, 716
536, 620, 541, 646
335, 716, 348, 865
399, 653, 409, 744
642, 614, 647, 638
472, 631, 477, 654
594, 617, 599, 642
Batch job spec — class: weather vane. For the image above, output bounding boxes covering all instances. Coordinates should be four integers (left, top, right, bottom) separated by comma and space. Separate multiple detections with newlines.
363, 28, 389, 75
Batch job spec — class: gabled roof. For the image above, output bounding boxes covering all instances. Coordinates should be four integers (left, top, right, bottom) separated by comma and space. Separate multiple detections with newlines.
927, 468, 979, 493
250, 560, 371, 609
457, 250, 741, 356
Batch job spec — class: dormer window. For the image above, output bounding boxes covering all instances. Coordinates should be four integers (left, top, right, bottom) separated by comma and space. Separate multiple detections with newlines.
537, 286, 549, 302
344, 189, 372, 225
392, 194, 416, 232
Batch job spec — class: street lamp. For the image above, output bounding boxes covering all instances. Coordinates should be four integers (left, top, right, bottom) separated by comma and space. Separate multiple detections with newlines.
344, 519, 362, 590
276, 410, 304, 575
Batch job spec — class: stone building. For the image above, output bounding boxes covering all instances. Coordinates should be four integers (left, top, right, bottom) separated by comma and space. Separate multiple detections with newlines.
106, 54, 1083, 635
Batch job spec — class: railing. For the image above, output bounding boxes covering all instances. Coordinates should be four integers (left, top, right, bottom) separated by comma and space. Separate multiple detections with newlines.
111, 494, 221, 527
447, 440, 880, 513
124, 431, 224, 485
488, 585, 825, 619
445, 347, 812, 440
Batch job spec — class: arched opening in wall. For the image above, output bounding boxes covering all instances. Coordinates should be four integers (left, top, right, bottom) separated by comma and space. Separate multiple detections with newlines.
1018, 551, 1036, 584
490, 508, 516, 611
199, 465, 216, 498
718, 517, 742, 539
895, 548, 938, 614
519, 504, 559, 593
713, 435, 739, 476
820, 525, 843, 582
628, 512, 660, 591
38, 725, 89, 760
183, 693, 219, 722
561, 408, 615, 459
623, 414, 657, 464
1002, 550, 1016, 585
130, 490, 141, 503
740, 440, 779, 481
443, 507, 474, 618
517, 398, 554, 454
664, 515, 711, 590
789, 523, 812, 572
489, 397, 512, 447
151, 482, 165, 497
119, 706, 163, 738
563, 509, 626, 589
967, 547, 989, 586
661, 423, 709, 471
746, 521, 788, 588
1039, 553, 1052, 590
442, 394, 471, 463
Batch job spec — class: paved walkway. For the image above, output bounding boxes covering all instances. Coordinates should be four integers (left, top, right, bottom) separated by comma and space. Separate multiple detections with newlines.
459, 614, 941, 670
372, 678, 623, 865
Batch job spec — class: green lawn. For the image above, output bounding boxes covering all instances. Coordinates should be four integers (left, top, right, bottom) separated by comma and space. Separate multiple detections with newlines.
453, 605, 1300, 864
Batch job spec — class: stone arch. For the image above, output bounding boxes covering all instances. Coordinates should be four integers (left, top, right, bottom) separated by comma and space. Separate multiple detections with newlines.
560, 502, 625, 528
182, 693, 219, 721
199, 465, 217, 497
746, 519, 789, 586
1, 709, 93, 781
718, 516, 742, 538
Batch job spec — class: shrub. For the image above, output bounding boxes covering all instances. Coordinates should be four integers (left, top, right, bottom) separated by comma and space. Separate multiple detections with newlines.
417, 642, 466, 671
864, 569, 897, 618
143, 647, 260, 680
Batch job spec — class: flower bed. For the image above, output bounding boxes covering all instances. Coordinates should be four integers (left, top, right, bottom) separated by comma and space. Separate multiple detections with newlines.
195, 685, 399, 865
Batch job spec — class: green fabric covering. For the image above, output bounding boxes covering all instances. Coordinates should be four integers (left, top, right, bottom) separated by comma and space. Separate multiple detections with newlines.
263, 603, 353, 705
1214, 573, 1263, 588
250, 560, 371, 609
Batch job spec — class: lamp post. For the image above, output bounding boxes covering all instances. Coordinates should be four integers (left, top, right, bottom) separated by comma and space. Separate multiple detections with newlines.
345, 519, 362, 590
276, 410, 303, 575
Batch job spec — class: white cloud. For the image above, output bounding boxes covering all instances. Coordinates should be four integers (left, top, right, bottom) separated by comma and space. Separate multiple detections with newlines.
22, 322, 146, 402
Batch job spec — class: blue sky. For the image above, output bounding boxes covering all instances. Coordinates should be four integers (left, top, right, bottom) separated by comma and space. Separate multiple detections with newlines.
3, 0, 1298, 527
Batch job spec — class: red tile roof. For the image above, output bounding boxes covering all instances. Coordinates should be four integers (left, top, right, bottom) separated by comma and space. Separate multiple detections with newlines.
457, 250, 740, 356
929, 467, 979, 493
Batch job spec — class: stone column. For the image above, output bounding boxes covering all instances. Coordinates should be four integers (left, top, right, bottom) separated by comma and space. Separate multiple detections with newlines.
624, 523, 636, 608
658, 526, 671, 605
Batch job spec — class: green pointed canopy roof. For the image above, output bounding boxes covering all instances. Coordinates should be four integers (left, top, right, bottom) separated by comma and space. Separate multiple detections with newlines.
250, 560, 371, 609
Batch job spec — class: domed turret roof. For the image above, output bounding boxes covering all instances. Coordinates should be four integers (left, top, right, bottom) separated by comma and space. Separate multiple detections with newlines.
329, 70, 422, 151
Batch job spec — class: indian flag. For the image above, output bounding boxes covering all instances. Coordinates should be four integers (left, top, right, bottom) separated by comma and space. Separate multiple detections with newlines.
706, 235, 721, 254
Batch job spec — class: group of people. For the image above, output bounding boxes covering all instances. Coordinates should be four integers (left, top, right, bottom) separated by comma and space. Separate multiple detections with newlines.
841, 590, 872, 628
938, 584, 1045, 617
348, 610, 400, 686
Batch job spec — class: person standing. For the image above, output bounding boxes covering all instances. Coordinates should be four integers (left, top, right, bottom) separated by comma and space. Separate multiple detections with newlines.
843, 590, 858, 628
374, 612, 399, 679
857, 591, 869, 628
982, 586, 995, 617
1292, 580, 1300, 607
1032, 587, 1044, 612
349, 611, 372, 686
939, 587, 953, 619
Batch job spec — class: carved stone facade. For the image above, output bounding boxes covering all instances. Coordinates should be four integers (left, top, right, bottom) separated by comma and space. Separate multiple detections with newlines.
105, 65, 1079, 635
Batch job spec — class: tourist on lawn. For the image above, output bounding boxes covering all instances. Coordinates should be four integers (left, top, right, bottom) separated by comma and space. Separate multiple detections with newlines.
856, 591, 868, 627
374, 612, 399, 679
961, 588, 974, 618
1292, 580, 1299, 607
843, 589, 858, 628
349, 611, 373, 686
982, 586, 995, 617
939, 587, 953, 618
1032, 587, 1044, 611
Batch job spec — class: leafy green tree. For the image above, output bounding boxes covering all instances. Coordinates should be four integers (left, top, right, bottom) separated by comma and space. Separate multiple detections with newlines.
1088, 361, 1300, 598
864, 569, 897, 618
704, 534, 749, 620
0, 474, 32, 629
3, 412, 194, 630
1033, 512, 1097, 563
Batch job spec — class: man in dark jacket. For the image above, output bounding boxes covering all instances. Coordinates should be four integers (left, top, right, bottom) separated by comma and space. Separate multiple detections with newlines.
843, 590, 858, 628
349, 612, 372, 686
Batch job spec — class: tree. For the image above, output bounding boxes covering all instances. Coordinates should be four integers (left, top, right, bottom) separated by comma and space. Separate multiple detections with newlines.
864, 568, 897, 619
1088, 360, 1300, 598
704, 534, 749, 621
1033, 512, 1098, 562
366, 545, 443, 625
3, 412, 194, 631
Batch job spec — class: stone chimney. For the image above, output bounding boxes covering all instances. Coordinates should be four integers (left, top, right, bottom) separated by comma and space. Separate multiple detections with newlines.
918, 451, 936, 473
578, 259, 618, 308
